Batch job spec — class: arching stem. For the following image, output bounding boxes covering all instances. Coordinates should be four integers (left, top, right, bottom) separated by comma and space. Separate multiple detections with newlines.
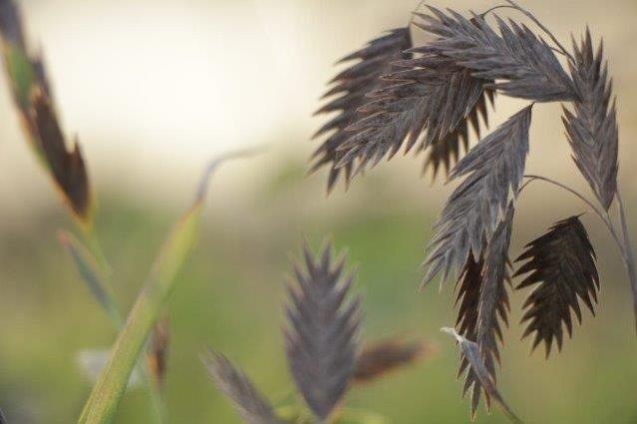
480, 4, 518, 18
503, 0, 575, 63
523, 175, 626, 261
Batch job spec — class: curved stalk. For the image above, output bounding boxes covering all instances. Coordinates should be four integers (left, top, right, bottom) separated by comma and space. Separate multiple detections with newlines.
522, 175, 625, 257
617, 193, 637, 330
480, 4, 518, 18
504, 0, 575, 63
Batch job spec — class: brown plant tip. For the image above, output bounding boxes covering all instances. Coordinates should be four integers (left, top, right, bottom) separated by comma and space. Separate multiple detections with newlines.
29, 89, 91, 220
0, 0, 92, 223
515, 216, 599, 357
284, 243, 361, 421
147, 314, 170, 389
353, 338, 430, 383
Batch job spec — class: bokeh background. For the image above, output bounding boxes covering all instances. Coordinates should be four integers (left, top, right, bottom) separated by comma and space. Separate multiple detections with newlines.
0, 0, 636, 422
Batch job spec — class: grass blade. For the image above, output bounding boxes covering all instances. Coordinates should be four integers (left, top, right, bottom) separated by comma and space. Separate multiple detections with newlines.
78, 149, 261, 423
58, 231, 122, 325
60, 230, 167, 422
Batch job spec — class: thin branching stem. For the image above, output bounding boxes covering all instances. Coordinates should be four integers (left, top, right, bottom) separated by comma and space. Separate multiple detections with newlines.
522, 175, 626, 260
518, 179, 534, 193
503, 0, 575, 63
480, 4, 518, 18
523, 175, 606, 224
617, 192, 637, 329
480, 5, 568, 58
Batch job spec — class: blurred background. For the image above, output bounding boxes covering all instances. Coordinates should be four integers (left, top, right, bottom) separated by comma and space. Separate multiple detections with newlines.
0, 0, 636, 422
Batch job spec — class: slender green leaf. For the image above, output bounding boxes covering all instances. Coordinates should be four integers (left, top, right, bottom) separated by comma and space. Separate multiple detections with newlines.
78, 149, 261, 424
60, 231, 165, 422
76, 349, 142, 389
59, 231, 121, 325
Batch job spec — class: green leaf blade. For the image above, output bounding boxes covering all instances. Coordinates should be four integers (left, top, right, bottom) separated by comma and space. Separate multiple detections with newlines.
78, 149, 261, 423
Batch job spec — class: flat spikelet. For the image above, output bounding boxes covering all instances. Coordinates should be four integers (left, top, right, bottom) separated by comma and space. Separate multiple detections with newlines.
563, 29, 618, 210
423, 85, 494, 180
313, 28, 412, 192
423, 106, 532, 286
515, 216, 599, 357
414, 8, 576, 102
204, 350, 281, 424
284, 243, 361, 421
336, 53, 494, 180
456, 206, 514, 418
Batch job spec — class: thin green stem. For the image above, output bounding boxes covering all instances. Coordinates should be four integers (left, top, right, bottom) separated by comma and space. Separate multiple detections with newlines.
82, 227, 112, 275
523, 175, 626, 260
79, 226, 166, 423
80, 286, 170, 423
78, 149, 261, 423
